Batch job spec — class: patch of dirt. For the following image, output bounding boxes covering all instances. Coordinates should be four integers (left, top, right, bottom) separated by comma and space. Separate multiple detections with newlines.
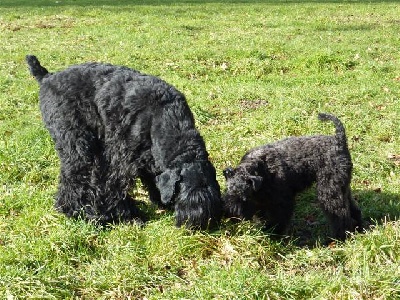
239, 99, 268, 110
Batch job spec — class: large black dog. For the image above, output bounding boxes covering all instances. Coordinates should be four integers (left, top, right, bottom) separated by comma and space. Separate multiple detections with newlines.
27, 55, 221, 229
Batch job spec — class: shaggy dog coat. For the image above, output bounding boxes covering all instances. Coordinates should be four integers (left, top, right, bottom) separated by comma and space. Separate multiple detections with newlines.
27, 55, 221, 229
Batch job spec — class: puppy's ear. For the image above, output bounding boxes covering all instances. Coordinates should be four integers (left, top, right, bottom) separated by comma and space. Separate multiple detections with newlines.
248, 175, 263, 192
223, 167, 234, 179
156, 169, 180, 205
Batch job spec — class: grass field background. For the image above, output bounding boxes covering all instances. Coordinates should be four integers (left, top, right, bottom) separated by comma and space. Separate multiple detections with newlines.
0, 0, 399, 298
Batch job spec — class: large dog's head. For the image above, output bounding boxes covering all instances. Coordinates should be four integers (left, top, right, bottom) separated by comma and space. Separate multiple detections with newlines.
156, 161, 221, 229
222, 164, 264, 220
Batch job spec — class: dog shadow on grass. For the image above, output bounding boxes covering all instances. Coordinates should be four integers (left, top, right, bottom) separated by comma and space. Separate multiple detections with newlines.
128, 183, 400, 248
287, 188, 400, 247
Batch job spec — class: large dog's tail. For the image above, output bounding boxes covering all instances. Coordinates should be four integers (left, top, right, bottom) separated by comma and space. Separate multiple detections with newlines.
318, 113, 347, 147
26, 55, 49, 83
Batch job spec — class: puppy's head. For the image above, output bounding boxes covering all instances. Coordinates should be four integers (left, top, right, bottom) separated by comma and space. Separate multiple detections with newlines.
222, 165, 263, 219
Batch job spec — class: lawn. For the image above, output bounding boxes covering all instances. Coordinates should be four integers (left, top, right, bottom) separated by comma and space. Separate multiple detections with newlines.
0, 0, 399, 299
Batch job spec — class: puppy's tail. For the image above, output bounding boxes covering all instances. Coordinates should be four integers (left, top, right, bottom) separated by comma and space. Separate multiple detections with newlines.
318, 113, 347, 147
26, 55, 49, 83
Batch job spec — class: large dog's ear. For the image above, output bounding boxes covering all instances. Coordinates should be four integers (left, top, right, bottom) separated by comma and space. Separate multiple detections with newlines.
156, 169, 181, 205
248, 175, 263, 192
223, 167, 235, 179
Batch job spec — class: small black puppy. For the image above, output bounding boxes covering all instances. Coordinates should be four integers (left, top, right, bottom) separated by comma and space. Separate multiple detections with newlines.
223, 113, 362, 241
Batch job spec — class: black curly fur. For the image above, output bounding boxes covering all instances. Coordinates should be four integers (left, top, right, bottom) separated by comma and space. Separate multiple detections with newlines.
223, 113, 362, 241
27, 55, 221, 229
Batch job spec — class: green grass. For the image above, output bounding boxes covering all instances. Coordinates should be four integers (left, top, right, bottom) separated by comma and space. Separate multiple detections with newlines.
1, 0, 399, 298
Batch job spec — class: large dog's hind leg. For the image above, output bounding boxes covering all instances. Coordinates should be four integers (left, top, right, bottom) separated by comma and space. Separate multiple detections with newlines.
54, 128, 104, 221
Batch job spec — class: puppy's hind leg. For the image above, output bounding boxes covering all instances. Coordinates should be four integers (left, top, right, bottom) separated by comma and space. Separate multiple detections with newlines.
317, 182, 354, 241
347, 188, 363, 233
